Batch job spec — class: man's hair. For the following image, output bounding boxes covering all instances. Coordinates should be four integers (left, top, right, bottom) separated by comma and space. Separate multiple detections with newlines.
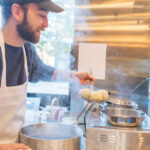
2, 5, 12, 22
1, 3, 27, 23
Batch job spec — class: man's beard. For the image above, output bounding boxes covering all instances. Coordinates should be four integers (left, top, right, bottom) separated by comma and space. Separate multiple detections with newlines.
16, 11, 40, 43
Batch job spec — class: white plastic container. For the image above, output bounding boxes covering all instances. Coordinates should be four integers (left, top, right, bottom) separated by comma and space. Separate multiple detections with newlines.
61, 116, 78, 125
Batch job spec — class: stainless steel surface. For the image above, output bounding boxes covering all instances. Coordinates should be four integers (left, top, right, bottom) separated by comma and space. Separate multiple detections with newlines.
88, 111, 150, 131
86, 127, 150, 150
86, 111, 150, 150
20, 123, 83, 150
103, 107, 145, 126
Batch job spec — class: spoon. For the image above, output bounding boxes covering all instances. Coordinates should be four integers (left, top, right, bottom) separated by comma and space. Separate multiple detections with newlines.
89, 67, 94, 91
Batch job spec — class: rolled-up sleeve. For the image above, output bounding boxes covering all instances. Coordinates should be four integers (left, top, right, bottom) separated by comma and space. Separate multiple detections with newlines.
25, 42, 55, 82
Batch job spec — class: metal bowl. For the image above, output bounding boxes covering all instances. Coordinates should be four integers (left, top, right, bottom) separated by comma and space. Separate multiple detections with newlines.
103, 107, 145, 127
108, 96, 138, 108
100, 102, 138, 112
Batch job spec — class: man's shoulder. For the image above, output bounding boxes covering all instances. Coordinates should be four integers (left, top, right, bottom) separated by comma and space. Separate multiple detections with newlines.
24, 42, 35, 51
24, 42, 37, 60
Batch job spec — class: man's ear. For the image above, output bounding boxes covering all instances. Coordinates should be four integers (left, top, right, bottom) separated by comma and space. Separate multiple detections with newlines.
11, 3, 25, 22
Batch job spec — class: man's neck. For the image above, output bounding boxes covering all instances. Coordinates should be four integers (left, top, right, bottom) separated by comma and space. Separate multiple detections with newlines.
2, 21, 26, 47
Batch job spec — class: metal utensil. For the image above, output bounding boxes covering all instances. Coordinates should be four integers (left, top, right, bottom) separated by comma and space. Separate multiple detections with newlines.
103, 107, 145, 127
76, 102, 89, 120
88, 67, 94, 91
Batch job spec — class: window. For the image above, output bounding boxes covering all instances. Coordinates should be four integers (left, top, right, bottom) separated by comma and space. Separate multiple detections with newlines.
35, 0, 74, 70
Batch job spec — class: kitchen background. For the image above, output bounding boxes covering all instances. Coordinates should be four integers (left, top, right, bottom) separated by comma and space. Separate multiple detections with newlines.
72, 0, 150, 114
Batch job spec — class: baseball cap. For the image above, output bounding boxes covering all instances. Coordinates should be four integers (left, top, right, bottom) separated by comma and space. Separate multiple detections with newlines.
0, 0, 64, 13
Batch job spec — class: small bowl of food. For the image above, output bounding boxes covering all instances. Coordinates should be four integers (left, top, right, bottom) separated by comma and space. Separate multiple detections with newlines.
103, 107, 145, 127
80, 88, 109, 103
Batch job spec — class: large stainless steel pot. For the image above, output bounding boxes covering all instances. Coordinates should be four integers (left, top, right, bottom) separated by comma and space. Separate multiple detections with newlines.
20, 123, 83, 150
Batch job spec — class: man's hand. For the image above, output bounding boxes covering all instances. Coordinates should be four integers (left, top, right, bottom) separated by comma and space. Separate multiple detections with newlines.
0, 143, 29, 150
52, 69, 95, 85
75, 72, 95, 85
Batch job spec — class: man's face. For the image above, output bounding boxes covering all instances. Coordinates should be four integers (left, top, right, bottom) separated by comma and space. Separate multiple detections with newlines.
17, 3, 49, 43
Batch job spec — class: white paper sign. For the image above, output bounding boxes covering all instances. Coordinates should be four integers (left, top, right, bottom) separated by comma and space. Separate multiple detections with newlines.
78, 43, 107, 79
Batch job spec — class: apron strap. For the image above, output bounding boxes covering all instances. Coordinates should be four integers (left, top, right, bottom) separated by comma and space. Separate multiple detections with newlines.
22, 45, 28, 79
0, 30, 6, 87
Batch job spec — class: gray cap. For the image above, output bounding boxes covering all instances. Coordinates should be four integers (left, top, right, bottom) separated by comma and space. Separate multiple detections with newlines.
0, 0, 64, 13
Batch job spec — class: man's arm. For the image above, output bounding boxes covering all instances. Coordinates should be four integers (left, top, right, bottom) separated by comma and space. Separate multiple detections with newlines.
52, 69, 94, 85
25, 43, 94, 84
25, 42, 55, 82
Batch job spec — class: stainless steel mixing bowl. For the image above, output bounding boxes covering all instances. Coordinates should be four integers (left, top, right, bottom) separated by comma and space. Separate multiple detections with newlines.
103, 107, 145, 127
108, 96, 138, 108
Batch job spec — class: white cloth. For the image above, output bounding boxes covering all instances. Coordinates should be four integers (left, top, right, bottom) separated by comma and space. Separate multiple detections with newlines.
0, 30, 28, 143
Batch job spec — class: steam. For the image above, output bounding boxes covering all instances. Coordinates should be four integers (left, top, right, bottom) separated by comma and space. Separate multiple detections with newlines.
107, 67, 132, 93
74, 0, 92, 41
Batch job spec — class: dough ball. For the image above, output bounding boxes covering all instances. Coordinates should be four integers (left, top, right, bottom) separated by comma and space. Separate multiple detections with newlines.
99, 90, 109, 100
80, 88, 91, 99
90, 91, 102, 101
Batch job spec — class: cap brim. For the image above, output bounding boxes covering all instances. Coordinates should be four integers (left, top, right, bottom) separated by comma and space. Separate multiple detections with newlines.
38, 1, 64, 13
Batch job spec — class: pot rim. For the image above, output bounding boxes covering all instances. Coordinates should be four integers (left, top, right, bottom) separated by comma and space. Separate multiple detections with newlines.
20, 123, 83, 141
